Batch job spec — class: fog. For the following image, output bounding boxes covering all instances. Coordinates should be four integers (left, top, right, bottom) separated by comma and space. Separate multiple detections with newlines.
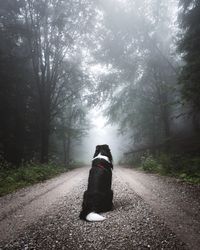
74, 107, 130, 164
0, 0, 199, 168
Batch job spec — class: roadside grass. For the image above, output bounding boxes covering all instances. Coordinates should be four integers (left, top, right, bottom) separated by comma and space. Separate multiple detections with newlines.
137, 154, 200, 184
0, 162, 78, 197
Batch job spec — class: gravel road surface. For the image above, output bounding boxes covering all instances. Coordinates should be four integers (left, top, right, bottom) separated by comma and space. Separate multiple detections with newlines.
0, 166, 199, 250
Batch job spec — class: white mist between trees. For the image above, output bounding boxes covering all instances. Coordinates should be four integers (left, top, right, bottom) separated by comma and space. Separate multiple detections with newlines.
73, 107, 129, 164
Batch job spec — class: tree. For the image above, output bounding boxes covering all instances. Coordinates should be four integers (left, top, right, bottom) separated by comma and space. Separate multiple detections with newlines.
21, 0, 96, 162
0, 0, 38, 165
178, 0, 200, 131
53, 60, 90, 166
0, 0, 97, 165
91, 0, 178, 150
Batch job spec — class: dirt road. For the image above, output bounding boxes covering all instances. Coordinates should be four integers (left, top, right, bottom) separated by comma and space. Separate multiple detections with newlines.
0, 166, 199, 250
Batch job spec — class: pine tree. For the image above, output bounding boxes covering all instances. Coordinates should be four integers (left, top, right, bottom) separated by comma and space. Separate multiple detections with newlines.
178, 0, 200, 113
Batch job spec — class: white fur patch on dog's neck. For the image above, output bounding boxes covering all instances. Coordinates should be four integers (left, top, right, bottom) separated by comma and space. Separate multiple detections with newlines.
92, 153, 111, 163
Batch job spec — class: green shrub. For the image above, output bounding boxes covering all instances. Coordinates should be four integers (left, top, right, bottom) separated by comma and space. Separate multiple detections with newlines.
157, 153, 172, 174
138, 153, 200, 184
141, 154, 161, 172
0, 163, 67, 197
176, 156, 200, 183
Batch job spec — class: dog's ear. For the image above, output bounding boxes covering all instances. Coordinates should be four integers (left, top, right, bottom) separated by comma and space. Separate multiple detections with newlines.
93, 145, 101, 158
102, 144, 110, 153
102, 144, 113, 164
103, 144, 110, 150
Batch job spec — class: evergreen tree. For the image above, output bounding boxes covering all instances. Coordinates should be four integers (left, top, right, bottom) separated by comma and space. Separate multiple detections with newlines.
0, 0, 37, 164
92, 0, 177, 149
178, 0, 200, 126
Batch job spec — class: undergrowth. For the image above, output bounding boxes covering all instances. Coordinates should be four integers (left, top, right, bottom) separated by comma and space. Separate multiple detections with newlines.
138, 153, 200, 184
0, 162, 76, 197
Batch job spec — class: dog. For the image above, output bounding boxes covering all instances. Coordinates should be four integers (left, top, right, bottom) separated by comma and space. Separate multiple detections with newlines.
79, 144, 113, 221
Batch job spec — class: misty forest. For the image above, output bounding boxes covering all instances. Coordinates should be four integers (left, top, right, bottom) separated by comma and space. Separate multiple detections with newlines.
0, 0, 200, 249
1, 0, 200, 177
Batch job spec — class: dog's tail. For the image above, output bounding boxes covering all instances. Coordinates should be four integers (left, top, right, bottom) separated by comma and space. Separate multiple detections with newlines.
86, 212, 106, 222
79, 210, 106, 221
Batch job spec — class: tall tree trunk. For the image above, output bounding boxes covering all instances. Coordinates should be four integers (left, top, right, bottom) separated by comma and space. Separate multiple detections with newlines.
192, 109, 200, 134
40, 104, 50, 163
155, 76, 171, 152
161, 100, 171, 152
66, 135, 71, 166
63, 137, 67, 166
151, 112, 157, 156
40, 125, 49, 163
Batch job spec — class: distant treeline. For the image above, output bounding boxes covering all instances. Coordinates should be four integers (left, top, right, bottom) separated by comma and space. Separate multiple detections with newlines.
0, 0, 96, 166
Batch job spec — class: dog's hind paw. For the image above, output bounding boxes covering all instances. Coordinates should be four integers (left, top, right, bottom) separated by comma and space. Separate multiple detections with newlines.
86, 212, 106, 222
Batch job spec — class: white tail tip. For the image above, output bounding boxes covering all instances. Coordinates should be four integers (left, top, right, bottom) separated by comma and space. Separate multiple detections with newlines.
86, 212, 106, 222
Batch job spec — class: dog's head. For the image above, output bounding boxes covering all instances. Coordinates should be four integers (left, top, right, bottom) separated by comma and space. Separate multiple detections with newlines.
93, 144, 113, 164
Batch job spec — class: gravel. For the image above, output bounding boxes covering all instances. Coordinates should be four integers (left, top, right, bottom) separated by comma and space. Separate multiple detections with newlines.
0, 168, 187, 250
117, 167, 200, 250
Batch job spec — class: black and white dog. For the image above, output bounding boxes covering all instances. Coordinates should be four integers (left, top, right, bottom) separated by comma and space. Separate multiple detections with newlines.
79, 144, 113, 221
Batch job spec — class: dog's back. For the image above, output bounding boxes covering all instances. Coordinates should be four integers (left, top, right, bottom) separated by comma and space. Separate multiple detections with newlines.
79, 145, 113, 221
88, 158, 112, 192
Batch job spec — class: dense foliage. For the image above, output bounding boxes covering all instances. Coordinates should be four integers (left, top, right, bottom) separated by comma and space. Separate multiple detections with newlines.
0, 161, 68, 196
0, 0, 199, 180
87, 0, 200, 161
178, 0, 200, 130
91, 0, 179, 150
0, 0, 96, 166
